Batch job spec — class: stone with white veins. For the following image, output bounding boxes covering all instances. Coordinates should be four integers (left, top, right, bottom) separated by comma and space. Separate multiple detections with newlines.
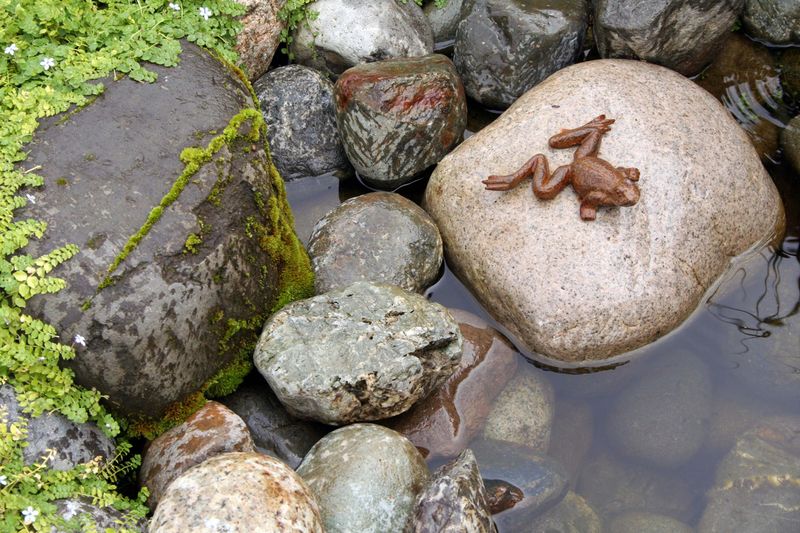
254, 281, 463, 425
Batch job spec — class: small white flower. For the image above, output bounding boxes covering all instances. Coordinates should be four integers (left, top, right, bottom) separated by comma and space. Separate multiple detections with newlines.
62, 500, 81, 520
73, 334, 86, 347
4, 43, 18, 55
40, 57, 55, 70
37, 357, 45, 362
22, 507, 39, 525
169, 2, 180, 10
25, 193, 36, 204
198, 6, 212, 20
0, 475, 7, 485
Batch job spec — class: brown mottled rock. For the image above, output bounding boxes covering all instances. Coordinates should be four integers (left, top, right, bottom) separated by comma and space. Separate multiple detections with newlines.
698, 416, 800, 533
335, 54, 467, 189
235, 0, 284, 80
150, 452, 323, 532
414, 449, 497, 533
388, 309, 518, 459
424, 59, 785, 364
140, 401, 255, 509
480, 362, 554, 451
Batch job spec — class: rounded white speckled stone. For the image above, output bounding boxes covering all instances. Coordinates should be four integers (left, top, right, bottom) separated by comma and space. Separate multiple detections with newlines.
423, 59, 785, 365
297, 424, 430, 533
149, 452, 323, 533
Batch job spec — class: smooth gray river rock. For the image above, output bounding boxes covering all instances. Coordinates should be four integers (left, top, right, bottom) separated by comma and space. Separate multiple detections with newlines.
453, 0, 587, 109
593, 0, 743, 76
0, 384, 115, 471
607, 352, 712, 468
254, 65, 349, 180
609, 511, 694, 533
308, 192, 443, 293
413, 449, 496, 533
334, 54, 467, 188
220, 381, 328, 469
743, 0, 800, 45
20, 42, 309, 417
423, 59, 785, 365
150, 452, 324, 532
254, 281, 463, 424
698, 416, 800, 533
290, 0, 434, 78
525, 491, 602, 533
470, 439, 568, 531
424, 0, 475, 44
298, 424, 430, 533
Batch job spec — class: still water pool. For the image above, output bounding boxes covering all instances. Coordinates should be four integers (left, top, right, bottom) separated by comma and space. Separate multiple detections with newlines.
283, 39, 799, 531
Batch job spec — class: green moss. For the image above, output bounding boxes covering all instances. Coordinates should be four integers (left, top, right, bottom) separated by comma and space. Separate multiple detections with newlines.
183, 233, 202, 254
80, 299, 92, 311
98, 108, 265, 290
56, 177, 69, 186
83, 152, 97, 161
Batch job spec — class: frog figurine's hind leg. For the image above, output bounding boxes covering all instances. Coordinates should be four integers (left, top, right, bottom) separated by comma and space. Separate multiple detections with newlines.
549, 115, 615, 160
483, 154, 549, 192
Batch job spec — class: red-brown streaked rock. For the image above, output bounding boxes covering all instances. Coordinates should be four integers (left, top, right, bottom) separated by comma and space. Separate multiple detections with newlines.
334, 54, 467, 189
150, 452, 323, 532
140, 401, 255, 509
387, 309, 518, 459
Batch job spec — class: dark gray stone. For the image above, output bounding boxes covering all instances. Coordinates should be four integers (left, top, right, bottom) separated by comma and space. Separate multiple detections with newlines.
609, 511, 694, 533
453, 0, 587, 109
335, 54, 467, 188
53, 498, 147, 532
782, 114, 800, 175
781, 48, 800, 98
254, 65, 349, 180
594, 0, 743, 76
577, 451, 696, 522
0, 384, 114, 471
297, 424, 430, 533
607, 352, 712, 468
220, 381, 327, 469
424, 0, 476, 44
254, 281, 463, 425
743, 0, 800, 45
698, 416, 800, 533
20, 42, 308, 417
524, 491, 602, 533
470, 439, 568, 531
413, 449, 496, 533
291, 0, 434, 78
308, 192, 443, 294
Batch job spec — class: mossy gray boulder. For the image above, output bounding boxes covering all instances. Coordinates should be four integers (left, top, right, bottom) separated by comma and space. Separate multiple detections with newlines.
21, 42, 312, 419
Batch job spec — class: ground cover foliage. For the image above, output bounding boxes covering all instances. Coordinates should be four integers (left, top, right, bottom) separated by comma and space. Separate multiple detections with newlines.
0, 1, 247, 530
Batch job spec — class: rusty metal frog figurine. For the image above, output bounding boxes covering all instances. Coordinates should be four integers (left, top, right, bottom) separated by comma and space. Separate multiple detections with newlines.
483, 115, 640, 221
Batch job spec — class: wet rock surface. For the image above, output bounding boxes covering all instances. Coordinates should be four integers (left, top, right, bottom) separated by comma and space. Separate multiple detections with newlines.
0, 384, 114, 471
606, 352, 712, 468
470, 439, 568, 531
413, 449, 496, 533
335, 54, 467, 188
525, 491, 602, 533
698, 416, 800, 533
234, 0, 284, 80
577, 451, 696, 522
424, 0, 475, 44
696, 33, 785, 160
220, 380, 328, 469
291, 0, 434, 78
743, 0, 800, 45
388, 309, 518, 459
254, 281, 463, 425
453, 0, 587, 109
21, 42, 308, 417
150, 452, 324, 532
480, 362, 554, 451
782, 48, 800, 98
782, 114, 800, 175
139, 401, 255, 509
609, 511, 694, 533
308, 192, 444, 294
254, 65, 349, 180
593, 0, 743, 76
424, 59, 785, 364
298, 424, 430, 533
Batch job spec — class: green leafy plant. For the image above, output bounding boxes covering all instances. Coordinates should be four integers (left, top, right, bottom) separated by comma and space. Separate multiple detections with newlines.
0, 1, 247, 530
